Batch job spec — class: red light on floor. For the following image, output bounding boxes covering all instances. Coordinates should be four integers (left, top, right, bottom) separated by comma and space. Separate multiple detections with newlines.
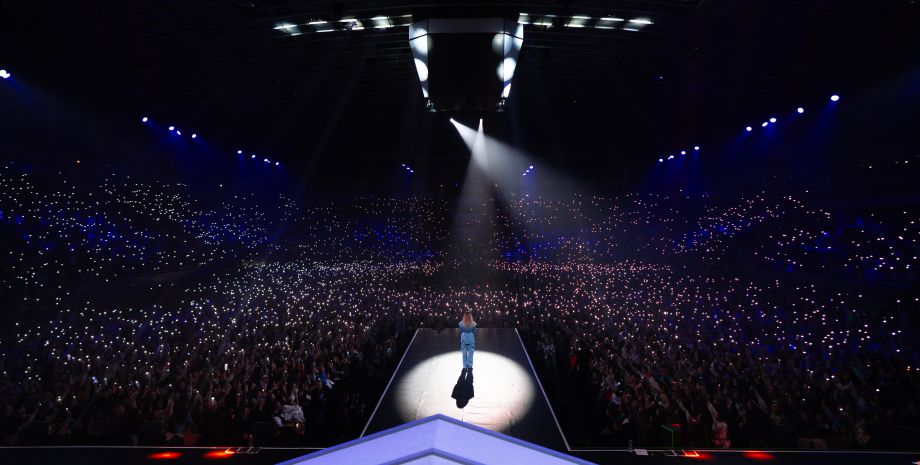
683, 451, 700, 457
148, 452, 182, 459
690, 452, 715, 461
742, 451, 775, 460
204, 450, 235, 458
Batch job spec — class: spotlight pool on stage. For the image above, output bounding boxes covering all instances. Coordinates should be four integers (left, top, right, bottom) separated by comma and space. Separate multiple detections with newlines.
396, 350, 536, 430
361, 328, 568, 449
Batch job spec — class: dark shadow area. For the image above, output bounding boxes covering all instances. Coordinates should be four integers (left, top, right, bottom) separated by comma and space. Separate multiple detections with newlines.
451, 368, 475, 408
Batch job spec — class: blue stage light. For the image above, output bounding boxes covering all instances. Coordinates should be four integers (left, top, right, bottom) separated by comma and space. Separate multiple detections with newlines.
529, 166, 533, 169
659, 158, 663, 163
238, 150, 242, 154
275, 162, 280, 166
251, 155, 256, 159
176, 130, 181, 135
831, 95, 839, 101
169, 126, 175, 131
0, 70, 10, 79
191, 134, 196, 138
668, 155, 674, 160
762, 122, 768, 127
681, 151, 686, 155
797, 107, 804, 113
694, 146, 699, 150
142, 117, 148, 122
769, 117, 776, 123
746, 126, 752, 132
523, 173, 527, 176
264, 159, 269, 163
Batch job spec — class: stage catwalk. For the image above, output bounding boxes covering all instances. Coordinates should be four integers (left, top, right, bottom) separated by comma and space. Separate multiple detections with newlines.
361, 328, 567, 449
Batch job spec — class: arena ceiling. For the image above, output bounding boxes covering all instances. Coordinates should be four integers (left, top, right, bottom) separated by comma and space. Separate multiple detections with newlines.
3, 0, 920, 187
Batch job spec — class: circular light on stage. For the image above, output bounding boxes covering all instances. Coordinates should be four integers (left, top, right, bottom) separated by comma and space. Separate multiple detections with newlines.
396, 351, 536, 433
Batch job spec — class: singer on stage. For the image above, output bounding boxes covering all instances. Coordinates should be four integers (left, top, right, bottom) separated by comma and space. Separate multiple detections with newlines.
460, 310, 476, 371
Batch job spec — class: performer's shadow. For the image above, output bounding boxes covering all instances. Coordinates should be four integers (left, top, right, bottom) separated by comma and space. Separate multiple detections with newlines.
451, 368, 474, 408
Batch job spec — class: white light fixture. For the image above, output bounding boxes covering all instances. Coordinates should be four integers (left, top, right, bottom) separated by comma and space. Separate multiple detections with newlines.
274, 24, 296, 29
600, 17, 624, 21
572, 16, 591, 19
372, 16, 388, 20
629, 19, 653, 24
309, 21, 327, 25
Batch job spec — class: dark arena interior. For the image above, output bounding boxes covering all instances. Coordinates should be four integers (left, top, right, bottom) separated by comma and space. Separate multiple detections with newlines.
2, 1, 920, 464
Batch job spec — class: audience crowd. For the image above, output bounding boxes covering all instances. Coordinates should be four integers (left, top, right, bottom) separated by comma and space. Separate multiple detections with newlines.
1, 177, 918, 451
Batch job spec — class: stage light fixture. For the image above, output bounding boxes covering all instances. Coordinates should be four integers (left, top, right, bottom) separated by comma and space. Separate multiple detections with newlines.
797, 107, 804, 113
831, 95, 840, 101
0, 70, 10, 79
769, 117, 777, 123
191, 134, 197, 138
176, 130, 181, 135
264, 159, 269, 163
746, 127, 753, 132
762, 122, 768, 127
142, 117, 148, 122
694, 146, 699, 150
169, 126, 175, 131
681, 151, 686, 155
251, 155, 256, 159
238, 150, 243, 154
275, 162, 280, 166
668, 155, 674, 160
659, 158, 663, 162
409, 18, 524, 111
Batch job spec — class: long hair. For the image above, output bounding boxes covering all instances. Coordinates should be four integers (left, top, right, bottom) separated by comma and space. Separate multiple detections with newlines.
462, 311, 475, 328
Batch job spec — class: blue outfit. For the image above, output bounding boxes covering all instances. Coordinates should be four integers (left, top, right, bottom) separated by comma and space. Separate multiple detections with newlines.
460, 321, 476, 369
